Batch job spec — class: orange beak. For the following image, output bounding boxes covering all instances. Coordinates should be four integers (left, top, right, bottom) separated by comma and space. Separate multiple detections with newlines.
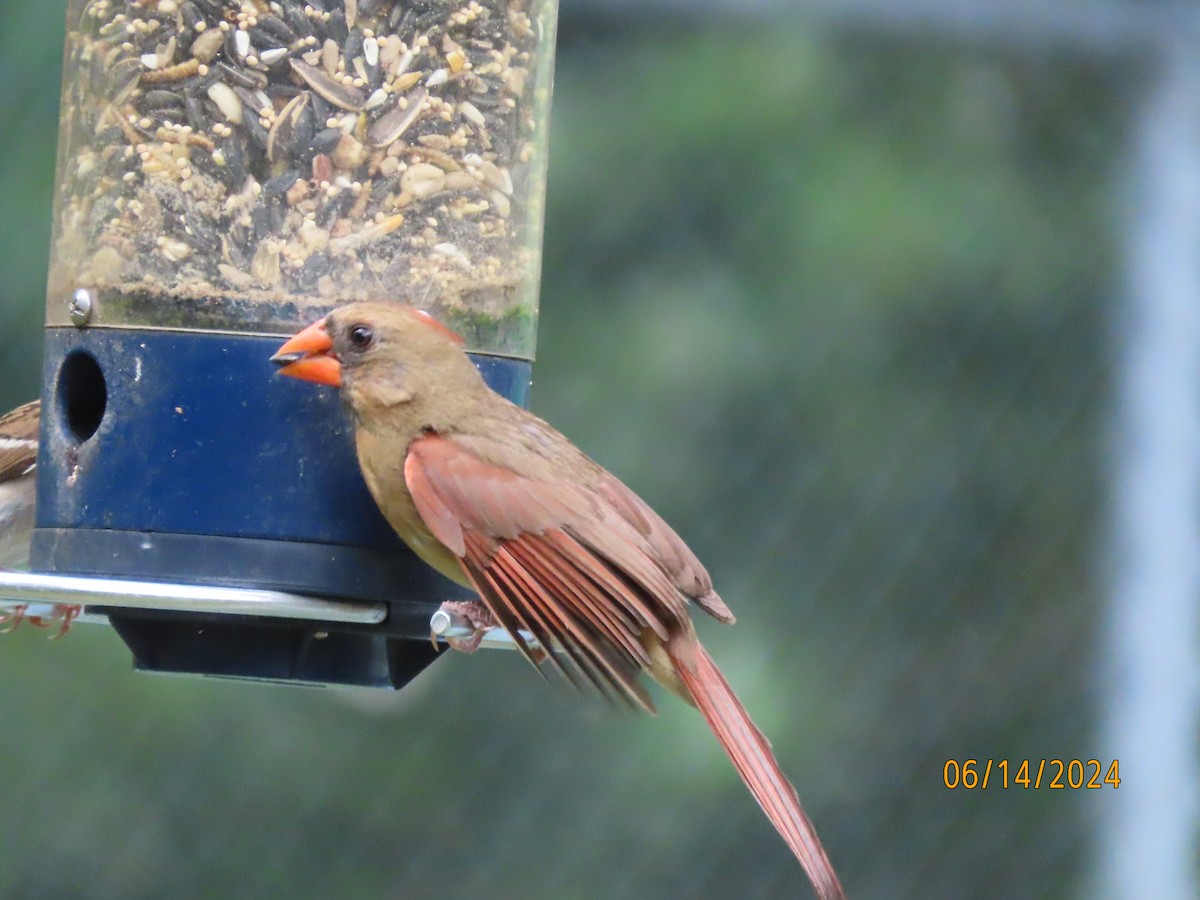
270, 319, 343, 388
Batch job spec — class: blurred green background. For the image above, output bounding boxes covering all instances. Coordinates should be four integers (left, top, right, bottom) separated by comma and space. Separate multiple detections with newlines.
0, 2, 1130, 898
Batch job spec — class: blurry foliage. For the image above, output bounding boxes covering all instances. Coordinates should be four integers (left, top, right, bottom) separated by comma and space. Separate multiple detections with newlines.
0, 0, 61, 410
0, 4, 1127, 898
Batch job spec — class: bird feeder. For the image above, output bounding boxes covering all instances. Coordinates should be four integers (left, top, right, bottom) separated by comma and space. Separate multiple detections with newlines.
12, 0, 558, 688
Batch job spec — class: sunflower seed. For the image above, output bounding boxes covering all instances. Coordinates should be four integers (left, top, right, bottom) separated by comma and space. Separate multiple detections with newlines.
267, 92, 310, 162
290, 59, 365, 111
367, 87, 426, 147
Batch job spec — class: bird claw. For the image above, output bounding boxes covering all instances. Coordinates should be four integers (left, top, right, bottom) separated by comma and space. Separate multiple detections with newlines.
0, 604, 24, 634
0, 604, 83, 638
432, 599, 498, 653
30, 604, 84, 639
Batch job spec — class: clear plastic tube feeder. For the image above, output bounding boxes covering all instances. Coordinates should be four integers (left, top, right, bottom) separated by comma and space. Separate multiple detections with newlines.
32, 0, 559, 688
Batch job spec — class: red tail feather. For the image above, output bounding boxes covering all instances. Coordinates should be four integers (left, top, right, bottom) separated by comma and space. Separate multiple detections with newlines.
670, 641, 845, 900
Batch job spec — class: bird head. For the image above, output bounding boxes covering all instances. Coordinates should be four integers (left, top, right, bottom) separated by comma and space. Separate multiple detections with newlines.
271, 302, 479, 416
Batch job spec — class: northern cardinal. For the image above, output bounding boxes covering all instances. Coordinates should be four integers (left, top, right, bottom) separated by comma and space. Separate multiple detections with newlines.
272, 303, 844, 899
0, 399, 81, 637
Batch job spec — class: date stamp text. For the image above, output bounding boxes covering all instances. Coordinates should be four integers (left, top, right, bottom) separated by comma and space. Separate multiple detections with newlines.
943, 759, 1121, 790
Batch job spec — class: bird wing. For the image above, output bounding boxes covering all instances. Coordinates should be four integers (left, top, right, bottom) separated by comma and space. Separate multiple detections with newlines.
589, 470, 734, 624
405, 431, 725, 710
0, 400, 39, 483
406, 432, 845, 898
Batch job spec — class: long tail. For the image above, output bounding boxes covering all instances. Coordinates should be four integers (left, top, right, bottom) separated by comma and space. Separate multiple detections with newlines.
669, 639, 845, 900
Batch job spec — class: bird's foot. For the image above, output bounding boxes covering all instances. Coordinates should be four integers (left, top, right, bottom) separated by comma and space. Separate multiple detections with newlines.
432, 599, 499, 653
0, 604, 27, 633
9, 604, 83, 638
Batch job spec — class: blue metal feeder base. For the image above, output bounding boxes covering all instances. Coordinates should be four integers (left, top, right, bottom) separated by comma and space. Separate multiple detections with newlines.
33, 326, 532, 689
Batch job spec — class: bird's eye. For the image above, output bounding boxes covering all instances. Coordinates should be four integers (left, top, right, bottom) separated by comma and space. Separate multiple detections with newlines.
348, 324, 374, 350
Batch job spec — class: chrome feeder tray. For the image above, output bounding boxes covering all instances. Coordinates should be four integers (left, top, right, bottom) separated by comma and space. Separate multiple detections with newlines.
0, 573, 531, 658
23, 0, 559, 687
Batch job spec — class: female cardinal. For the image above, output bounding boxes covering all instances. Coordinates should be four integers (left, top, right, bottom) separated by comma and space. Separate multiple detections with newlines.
272, 303, 844, 899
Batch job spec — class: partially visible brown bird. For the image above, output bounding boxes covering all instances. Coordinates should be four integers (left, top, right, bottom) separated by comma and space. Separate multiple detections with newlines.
0, 400, 81, 637
272, 302, 844, 899
0, 400, 38, 569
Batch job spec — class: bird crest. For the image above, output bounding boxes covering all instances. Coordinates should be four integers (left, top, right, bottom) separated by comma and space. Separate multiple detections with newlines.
409, 309, 465, 346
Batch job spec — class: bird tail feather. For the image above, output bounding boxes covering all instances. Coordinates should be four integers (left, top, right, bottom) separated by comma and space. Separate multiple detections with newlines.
669, 640, 845, 900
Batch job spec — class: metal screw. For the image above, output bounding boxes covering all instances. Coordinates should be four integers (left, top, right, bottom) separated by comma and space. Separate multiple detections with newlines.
69, 289, 93, 327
